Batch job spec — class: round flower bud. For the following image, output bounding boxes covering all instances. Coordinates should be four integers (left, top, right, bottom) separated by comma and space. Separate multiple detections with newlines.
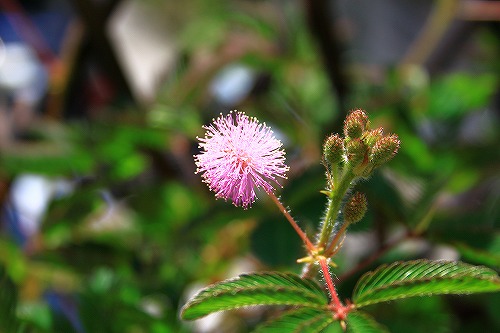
369, 134, 400, 166
344, 109, 369, 139
346, 138, 368, 167
323, 134, 344, 167
343, 192, 367, 224
362, 127, 384, 148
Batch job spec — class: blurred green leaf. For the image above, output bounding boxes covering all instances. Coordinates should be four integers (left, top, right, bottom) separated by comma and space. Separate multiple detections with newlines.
0, 150, 93, 176
368, 297, 453, 333
148, 105, 202, 137
322, 322, 344, 333
353, 260, 500, 307
80, 268, 161, 333
427, 184, 498, 250
429, 73, 497, 119
181, 272, 328, 320
0, 240, 27, 282
407, 175, 449, 233
89, 267, 115, 294
112, 153, 147, 179
454, 240, 500, 269
251, 214, 305, 267
17, 301, 52, 331
0, 265, 20, 332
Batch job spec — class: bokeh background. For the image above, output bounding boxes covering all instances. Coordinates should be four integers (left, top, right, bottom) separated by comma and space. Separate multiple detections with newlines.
0, 0, 499, 332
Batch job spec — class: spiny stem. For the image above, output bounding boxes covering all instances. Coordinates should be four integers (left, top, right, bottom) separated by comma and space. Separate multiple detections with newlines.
319, 256, 353, 323
267, 190, 316, 253
302, 169, 355, 279
318, 257, 343, 312
324, 222, 349, 257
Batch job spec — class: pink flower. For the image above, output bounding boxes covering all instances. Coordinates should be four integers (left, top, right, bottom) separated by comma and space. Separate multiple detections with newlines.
195, 111, 289, 208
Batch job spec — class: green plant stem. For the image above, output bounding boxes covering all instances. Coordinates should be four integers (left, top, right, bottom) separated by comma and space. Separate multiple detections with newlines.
267, 190, 316, 253
318, 169, 355, 249
324, 222, 348, 257
302, 169, 355, 280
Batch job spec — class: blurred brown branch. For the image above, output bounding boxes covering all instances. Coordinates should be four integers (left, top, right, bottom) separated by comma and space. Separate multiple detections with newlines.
302, 0, 349, 130
460, 0, 500, 21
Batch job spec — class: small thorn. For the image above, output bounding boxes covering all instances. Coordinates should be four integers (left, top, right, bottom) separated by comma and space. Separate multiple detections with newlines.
297, 256, 314, 263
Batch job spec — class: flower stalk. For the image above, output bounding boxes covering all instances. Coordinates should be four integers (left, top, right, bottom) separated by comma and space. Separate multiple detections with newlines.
266, 190, 316, 253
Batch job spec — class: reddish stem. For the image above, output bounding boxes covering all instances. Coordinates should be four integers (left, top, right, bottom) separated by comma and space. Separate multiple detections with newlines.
267, 190, 316, 253
318, 257, 343, 312
324, 222, 348, 257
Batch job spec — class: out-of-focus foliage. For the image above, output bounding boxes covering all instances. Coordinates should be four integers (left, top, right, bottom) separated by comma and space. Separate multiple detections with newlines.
0, 0, 498, 332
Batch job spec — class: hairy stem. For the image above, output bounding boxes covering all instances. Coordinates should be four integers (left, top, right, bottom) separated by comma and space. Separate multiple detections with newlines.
267, 190, 316, 253
318, 257, 342, 309
324, 222, 349, 257
317, 169, 355, 249
318, 256, 352, 322
302, 169, 355, 279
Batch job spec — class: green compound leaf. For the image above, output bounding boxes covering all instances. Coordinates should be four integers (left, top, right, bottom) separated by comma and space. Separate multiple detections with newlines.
254, 308, 335, 333
346, 311, 389, 333
181, 272, 328, 320
353, 260, 500, 308
258, 310, 388, 333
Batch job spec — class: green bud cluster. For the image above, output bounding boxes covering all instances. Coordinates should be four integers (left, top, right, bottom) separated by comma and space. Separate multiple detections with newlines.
322, 109, 400, 178
317, 109, 400, 262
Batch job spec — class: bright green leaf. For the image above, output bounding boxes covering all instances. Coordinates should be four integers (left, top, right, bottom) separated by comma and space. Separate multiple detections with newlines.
346, 312, 389, 333
254, 308, 334, 333
181, 272, 328, 320
353, 260, 500, 307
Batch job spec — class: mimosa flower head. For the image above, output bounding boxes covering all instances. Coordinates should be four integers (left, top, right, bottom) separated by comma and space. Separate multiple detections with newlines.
194, 111, 289, 208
